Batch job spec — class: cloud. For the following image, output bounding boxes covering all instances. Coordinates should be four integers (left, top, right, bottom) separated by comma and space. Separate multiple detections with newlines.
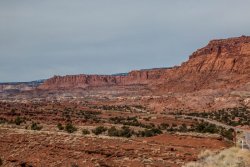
0, 0, 250, 82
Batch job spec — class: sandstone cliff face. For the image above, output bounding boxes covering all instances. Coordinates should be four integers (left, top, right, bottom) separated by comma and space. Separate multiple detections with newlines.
157, 36, 250, 93
39, 75, 119, 89
39, 36, 250, 92
38, 68, 171, 89
184, 36, 250, 73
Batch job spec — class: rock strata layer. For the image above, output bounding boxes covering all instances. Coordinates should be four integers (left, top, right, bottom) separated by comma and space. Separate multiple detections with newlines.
39, 36, 250, 93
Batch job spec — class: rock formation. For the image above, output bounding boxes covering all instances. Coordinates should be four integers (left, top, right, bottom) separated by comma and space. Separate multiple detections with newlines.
39, 36, 250, 93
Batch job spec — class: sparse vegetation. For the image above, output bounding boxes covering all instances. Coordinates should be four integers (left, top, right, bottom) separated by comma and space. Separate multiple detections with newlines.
184, 147, 250, 167
31, 122, 43, 131
109, 116, 155, 129
71, 163, 79, 167
92, 105, 146, 113
113, 126, 134, 138
93, 105, 132, 112
137, 128, 162, 137
0, 117, 7, 124
77, 110, 101, 122
118, 126, 134, 138
186, 107, 250, 127
195, 121, 219, 134
20, 162, 33, 167
0, 101, 241, 166
57, 123, 64, 130
14, 116, 24, 125
82, 129, 90, 135
65, 123, 77, 133
107, 126, 161, 138
92, 126, 107, 135
107, 126, 119, 136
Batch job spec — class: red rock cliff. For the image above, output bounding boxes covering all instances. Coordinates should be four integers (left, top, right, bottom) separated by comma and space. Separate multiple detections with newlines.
39, 36, 250, 92
38, 68, 172, 90
157, 36, 250, 92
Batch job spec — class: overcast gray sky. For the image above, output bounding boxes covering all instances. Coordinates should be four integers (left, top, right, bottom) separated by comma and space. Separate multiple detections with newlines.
0, 0, 249, 82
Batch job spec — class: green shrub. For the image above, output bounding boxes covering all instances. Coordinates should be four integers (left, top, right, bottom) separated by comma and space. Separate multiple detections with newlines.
160, 123, 169, 129
107, 126, 134, 138
119, 126, 134, 138
31, 122, 43, 131
108, 126, 119, 136
150, 128, 163, 135
0, 118, 7, 124
221, 128, 234, 141
179, 123, 188, 132
137, 128, 162, 137
14, 116, 24, 125
144, 130, 155, 137
82, 129, 90, 135
195, 122, 219, 134
65, 123, 77, 133
92, 126, 107, 135
57, 123, 64, 130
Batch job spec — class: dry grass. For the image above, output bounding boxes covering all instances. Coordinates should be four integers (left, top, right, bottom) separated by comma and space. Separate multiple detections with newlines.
183, 147, 250, 167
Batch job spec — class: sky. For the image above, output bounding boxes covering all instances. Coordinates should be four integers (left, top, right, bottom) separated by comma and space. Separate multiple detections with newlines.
0, 0, 250, 82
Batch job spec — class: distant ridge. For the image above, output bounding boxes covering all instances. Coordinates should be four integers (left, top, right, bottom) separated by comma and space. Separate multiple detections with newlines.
39, 36, 250, 92
0, 80, 45, 85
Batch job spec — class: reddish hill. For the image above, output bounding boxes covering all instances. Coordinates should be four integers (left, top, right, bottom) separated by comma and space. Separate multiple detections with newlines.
39, 36, 250, 93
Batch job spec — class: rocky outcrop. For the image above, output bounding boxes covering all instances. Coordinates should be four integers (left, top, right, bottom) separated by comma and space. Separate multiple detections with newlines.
39, 36, 250, 93
184, 36, 250, 73
157, 36, 250, 93
38, 68, 172, 90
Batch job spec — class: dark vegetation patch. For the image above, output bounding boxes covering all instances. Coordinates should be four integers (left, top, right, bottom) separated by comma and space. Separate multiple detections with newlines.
185, 107, 250, 127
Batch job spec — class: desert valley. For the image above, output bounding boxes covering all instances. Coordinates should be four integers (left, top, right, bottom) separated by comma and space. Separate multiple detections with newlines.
0, 36, 250, 167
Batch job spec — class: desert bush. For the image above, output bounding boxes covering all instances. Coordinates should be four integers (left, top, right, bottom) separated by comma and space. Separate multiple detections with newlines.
160, 123, 169, 129
31, 122, 43, 131
78, 110, 101, 122
57, 123, 64, 130
195, 122, 219, 134
20, 162, 33, 167
92, 126, 107, 135
0, 157, 2, 166
137, 128, 162, 137
107, 126, 134, 138
14, 116, 24, 125
82, 129, 90, 135
65, 123, 77, 133
107, 126, 119, 136
71, 163, 79, 167
186, 107, 250, 127
119, 126, 134, 138
179, 123, 188, 132
221, 128, 234, 141
0, 117, 7, 124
